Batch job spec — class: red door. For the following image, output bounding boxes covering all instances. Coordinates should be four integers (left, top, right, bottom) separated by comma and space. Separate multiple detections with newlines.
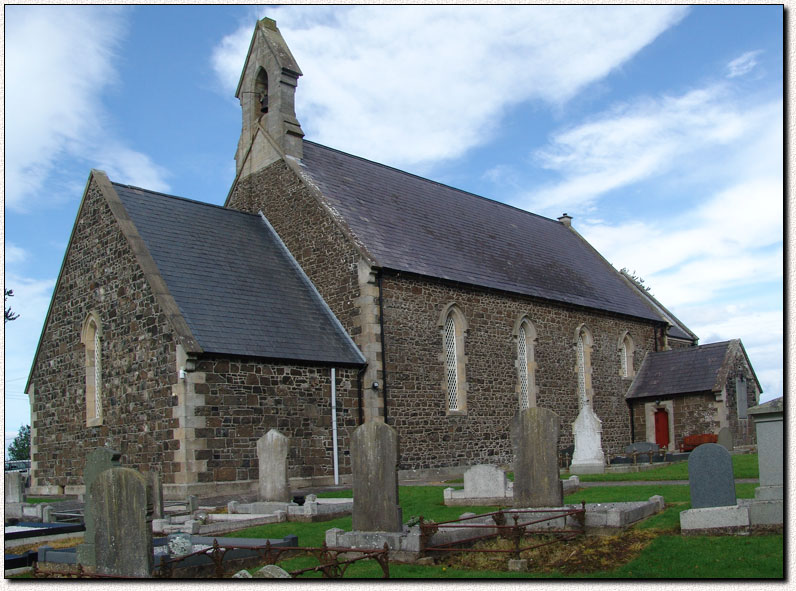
654, 408, 670, 448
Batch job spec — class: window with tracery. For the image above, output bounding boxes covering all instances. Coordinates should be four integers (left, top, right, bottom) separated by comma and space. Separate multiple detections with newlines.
82, 312, 103, 426
516, 318, 538, 410
620, 332, 635, 378
441, 305, 467, 413
576, 325, 593, 408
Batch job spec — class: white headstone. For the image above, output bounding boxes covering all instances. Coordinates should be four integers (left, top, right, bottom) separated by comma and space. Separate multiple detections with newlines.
4, 472, 24, 503
463, 465, 508, 498
257, 429, 291, 502
569, 405, 605, 474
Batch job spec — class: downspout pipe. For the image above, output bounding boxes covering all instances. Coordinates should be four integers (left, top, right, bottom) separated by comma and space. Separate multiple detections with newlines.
331, 367, 339, 485
376, 270, 389, 424
356, 366, 366, 425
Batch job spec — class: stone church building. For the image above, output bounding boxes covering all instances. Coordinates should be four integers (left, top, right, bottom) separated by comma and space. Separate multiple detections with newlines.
26, 18, 761, 498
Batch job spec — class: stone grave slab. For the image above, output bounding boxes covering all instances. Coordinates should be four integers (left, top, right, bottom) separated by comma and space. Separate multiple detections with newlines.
257, 429, 290, 502
688, 443, 736, 509
92, 467, 153, 577
76, 447, 121, 567
512, 407, 562, 507
351, 421, 402, 532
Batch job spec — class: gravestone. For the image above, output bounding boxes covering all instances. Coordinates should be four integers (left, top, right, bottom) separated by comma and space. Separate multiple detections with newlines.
92, 467, 153, 577
5, 471, 25, 503
624, 442, 658, 454
717, 427, 733, 451
145, 470, 164, 519
257, 429, 290, 502
255, 564, 292, 578
748, 397, 783, 500
187, 494, 198, 513
76, 447, 121, 566
569, 405, 605, 474
511, 407, 563, 507
688, 443, 736, 508
351, 421, 402, 532
463, 464, 508, 498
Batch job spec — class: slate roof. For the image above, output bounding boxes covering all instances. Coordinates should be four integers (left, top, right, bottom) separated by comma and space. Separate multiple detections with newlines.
625, 341, 732, 400
300, 141, 663, 323
113, 183, 365, 366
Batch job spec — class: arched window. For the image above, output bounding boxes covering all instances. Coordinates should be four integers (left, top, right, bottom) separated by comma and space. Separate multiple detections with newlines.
575, 325, 594, 408
514, 316, 538, 410
81, 312, 103, 427
618, 332, 635, 378
254, 67, 269, 115
439, 304, 468, 414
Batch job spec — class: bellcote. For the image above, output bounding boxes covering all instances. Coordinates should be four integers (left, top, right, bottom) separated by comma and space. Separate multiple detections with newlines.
235, 18, 305, 173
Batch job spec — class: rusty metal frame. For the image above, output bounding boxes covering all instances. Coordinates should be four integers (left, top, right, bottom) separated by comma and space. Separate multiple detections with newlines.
33, 539, 389, 579
419, 504, 586, 560
154, 538, 390, 579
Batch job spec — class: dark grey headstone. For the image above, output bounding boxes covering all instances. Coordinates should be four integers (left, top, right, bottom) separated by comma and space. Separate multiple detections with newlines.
92, 467, 153, 577
717, 427, 733, 451
76, 447, 121, 566
688, 443, 736, 508
511, 407, 562, 507
624, 442, 659, 454
351, 421, 402, 532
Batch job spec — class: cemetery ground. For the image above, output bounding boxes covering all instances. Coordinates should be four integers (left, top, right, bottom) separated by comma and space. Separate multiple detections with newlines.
217, 455, 782, 579
10, 453, 782, 579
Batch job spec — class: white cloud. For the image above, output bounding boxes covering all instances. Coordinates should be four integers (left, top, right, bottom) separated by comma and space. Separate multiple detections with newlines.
5, 6, 170, 211
211, 5, 688, 169
4, 244, 29, 265
522, 86, 776, 214
726, 50, 763, 78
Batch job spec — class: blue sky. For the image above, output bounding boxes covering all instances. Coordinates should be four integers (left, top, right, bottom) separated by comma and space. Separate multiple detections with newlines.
4, 5, 784, 450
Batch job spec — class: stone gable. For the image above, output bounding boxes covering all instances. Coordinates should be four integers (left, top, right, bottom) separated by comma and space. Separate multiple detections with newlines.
28, 177, 179, 492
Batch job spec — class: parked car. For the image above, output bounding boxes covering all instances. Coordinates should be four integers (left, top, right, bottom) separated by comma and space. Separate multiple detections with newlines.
5, 459, 31, 487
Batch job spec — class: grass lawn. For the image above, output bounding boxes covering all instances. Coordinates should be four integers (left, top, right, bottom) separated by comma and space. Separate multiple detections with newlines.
571, 453, 758, 482
224, 481, 781, 579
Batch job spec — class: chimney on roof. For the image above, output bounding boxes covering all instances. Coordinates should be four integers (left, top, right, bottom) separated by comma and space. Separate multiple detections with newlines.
558, 213, 572, 228
235, 18, 305, 173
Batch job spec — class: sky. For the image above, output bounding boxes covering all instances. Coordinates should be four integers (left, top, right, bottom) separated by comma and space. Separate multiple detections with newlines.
3, 5, 785, 452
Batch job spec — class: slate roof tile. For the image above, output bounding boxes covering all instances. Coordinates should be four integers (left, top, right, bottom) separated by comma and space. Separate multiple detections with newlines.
113, 183, 365, 366
300, 141, 663, 323
625, 341, 732, 400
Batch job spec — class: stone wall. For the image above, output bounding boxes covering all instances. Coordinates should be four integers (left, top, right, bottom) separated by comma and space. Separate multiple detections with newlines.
28, 178, 179, 491
191, 358, 360, 482
380, 271, 658, 469
720, 347, 758, 447
226, 161, 363, 335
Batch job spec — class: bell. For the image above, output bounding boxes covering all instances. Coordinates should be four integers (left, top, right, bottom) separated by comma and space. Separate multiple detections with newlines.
259, 93, 268, 113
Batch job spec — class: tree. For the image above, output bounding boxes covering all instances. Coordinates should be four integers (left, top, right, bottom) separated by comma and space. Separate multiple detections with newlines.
620, 268, 652, 295
8, 424, 30, 461
5, 288, 20, 323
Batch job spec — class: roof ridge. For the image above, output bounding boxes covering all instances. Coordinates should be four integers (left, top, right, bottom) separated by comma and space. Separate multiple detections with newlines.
111, 182, 257, 217
303, 140, 561, 226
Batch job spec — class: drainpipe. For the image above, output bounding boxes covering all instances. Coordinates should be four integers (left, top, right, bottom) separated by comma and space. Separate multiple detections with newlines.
356, 366, 366, 425
376, 270, 389, 424
331, 367, 339, 486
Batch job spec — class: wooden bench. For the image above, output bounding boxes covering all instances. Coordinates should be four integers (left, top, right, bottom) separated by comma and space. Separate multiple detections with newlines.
680, 433, 718, 452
